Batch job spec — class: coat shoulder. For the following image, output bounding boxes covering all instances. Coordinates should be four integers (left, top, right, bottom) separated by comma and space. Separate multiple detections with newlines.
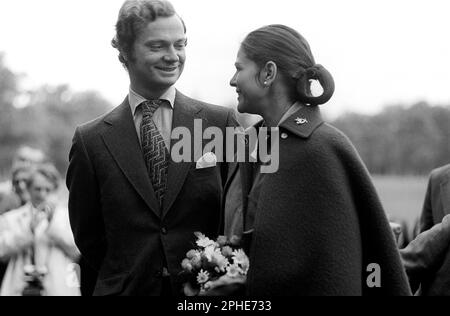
304, 122, 364, 163
177, 92, 233, 121
76, 110, 111, 136
430, 164, 450, 184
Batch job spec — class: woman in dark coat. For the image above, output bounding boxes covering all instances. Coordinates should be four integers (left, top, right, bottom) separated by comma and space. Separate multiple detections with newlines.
217, 24, 411, 296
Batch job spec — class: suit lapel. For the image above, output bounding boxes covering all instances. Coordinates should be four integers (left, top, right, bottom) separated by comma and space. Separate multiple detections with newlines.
440, 176, 450, 216
101, 98, 160, 218
223, 162, 239, 198
162, 92, 203, 218
240, 161, 255, 231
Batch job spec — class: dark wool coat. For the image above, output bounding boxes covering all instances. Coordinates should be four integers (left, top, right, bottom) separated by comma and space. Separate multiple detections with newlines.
224, 105, 411, 296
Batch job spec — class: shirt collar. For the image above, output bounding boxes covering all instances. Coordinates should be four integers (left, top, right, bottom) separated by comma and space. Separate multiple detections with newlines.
128, 86, 176, 115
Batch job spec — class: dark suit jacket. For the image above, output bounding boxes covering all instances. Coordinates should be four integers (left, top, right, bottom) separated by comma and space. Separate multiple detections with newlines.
401, 164, 450, 295
420, 164, 450, 232
67, 91, 236, 296
400, 214, 450, 295
223, 105, 411, 296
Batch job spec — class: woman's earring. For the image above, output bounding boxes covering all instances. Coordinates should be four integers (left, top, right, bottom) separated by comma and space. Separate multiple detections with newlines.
264, 81, 268, 86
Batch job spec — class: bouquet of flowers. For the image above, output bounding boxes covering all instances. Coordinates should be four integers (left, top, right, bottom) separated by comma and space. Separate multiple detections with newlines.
181, 232, 249, 296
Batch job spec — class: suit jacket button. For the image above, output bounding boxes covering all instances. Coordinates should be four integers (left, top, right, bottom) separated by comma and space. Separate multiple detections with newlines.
161, 227, 168, 235
281, 133, 289, 139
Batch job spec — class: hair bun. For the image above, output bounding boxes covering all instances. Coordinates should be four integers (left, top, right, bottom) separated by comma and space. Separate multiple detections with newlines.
295, 64, 335, 106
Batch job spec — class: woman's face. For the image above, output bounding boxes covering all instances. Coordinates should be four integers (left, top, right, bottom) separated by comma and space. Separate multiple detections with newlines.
29, 173, 56, 208
230, 48, 266, 115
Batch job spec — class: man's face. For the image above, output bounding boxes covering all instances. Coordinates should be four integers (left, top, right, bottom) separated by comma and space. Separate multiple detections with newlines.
12, 170, 30, 204
128, 15, 187, 93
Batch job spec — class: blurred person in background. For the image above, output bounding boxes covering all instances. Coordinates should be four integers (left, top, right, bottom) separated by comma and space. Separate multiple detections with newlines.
0, 163, 80, 296
0, 146, 46, 215
0, 166, 33, 284
419, 164, 450, 233
0, 166, 32, 216
0, 146, 47, 285
399, 164, 450, 295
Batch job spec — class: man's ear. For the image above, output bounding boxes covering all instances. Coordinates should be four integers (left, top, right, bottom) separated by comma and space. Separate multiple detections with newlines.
260, 61, 278, 87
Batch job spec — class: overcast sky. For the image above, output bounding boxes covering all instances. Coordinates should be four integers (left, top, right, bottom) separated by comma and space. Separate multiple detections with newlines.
1, 0, 449, 118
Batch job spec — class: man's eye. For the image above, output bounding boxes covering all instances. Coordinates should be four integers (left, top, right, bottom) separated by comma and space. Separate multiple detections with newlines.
175, 42, 186, 49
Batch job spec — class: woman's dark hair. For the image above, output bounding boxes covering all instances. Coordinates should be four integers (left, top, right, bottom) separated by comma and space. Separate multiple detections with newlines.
112, 0, 186, 68
241, 24, 335, 106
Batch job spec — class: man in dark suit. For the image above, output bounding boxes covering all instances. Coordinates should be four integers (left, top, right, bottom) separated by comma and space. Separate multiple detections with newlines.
67, 0, 236, 296
420, 164, 450, 232
400, 164, 450, 295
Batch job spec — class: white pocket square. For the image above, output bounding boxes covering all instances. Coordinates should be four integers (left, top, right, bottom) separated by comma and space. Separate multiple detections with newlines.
196, 152, 217, 169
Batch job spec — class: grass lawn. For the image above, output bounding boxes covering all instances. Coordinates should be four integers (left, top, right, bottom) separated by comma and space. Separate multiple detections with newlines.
372, 175, 428, 228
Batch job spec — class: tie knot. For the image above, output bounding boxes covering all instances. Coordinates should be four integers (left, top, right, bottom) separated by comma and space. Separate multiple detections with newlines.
141, 100, 164, 117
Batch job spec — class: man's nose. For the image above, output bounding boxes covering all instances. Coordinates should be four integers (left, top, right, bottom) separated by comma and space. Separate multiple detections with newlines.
163, 46, 180, 63
39, 189, 49, 200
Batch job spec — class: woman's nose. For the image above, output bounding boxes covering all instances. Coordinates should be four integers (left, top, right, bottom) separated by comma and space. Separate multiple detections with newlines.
230, 73, 237, 87
18, 181, 27, 191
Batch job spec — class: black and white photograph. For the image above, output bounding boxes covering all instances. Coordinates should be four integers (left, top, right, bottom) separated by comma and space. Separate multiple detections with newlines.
0, 0, 449, 300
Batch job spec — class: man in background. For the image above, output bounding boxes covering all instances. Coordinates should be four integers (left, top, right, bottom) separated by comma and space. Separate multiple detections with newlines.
0, 146, 47, 284
0, 146, 46, 215
400, 164, 450, 295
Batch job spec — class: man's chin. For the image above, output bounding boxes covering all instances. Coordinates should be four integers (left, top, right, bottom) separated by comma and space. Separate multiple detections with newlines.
155, 75, 180, 87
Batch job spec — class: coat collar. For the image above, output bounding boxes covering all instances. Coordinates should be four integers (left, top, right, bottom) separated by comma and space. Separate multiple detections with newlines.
101, 97, 161, 218
278, 104, 324, 139
162, 91, 204, 218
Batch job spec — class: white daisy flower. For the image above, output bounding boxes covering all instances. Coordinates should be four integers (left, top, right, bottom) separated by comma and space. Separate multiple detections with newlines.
197, 270, 210, 284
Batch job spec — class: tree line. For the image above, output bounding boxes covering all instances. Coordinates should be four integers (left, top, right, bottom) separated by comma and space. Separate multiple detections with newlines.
0, 54, 111, 176
332, 103, 450, 175
1, 53, 449, 177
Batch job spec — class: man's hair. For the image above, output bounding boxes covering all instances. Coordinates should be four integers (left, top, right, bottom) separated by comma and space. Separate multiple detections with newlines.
111, 0, 186, 68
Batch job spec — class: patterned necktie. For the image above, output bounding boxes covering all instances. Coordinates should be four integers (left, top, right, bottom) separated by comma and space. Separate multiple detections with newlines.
140, 100, 169, 209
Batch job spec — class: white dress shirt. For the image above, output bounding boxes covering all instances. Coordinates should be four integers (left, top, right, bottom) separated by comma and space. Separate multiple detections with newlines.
128, 86, 176, 151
